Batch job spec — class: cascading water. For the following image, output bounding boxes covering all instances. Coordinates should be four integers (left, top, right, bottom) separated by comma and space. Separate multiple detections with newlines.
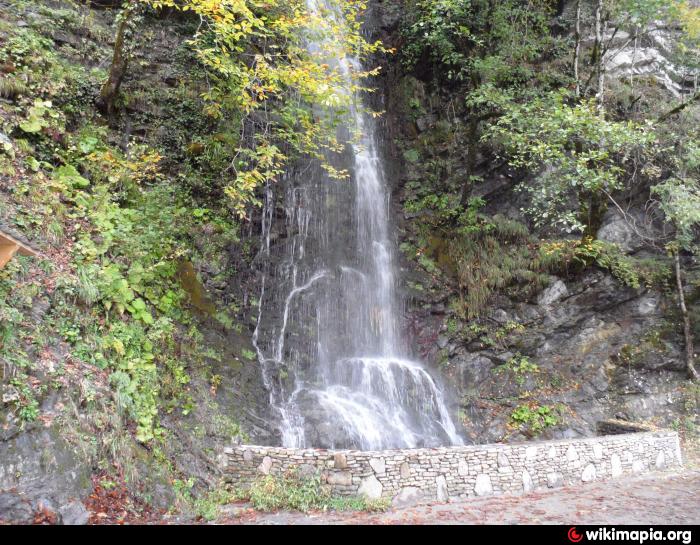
252, 0, 462, 450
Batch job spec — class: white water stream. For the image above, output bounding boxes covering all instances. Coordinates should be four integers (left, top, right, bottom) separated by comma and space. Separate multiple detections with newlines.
251, 0, 462, 449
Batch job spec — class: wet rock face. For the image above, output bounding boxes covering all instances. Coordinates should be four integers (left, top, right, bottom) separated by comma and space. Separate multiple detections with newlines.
366, 0, 694, 444
296, 391, 356, 450
0, 424, 92, 524
409, 267, 688, 443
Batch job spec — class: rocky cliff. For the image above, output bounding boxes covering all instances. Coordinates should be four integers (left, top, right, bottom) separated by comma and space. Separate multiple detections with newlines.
367, 0, 699, 445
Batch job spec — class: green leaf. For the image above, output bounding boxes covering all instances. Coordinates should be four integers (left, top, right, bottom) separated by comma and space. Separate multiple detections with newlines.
25, 156, 40, 172
54, 164, 90, 188
19, 117, 44, 134
139, 311, 154, 325
78, 136, 99, 154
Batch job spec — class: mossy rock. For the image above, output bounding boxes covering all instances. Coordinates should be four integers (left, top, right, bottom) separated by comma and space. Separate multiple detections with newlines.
177, 259, 216, 316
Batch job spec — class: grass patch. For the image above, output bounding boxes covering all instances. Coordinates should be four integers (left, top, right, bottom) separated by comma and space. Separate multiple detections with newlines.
240, 470, 390, 513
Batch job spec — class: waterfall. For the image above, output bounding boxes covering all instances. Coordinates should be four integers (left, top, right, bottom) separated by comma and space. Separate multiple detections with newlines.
252, 0, 462, 450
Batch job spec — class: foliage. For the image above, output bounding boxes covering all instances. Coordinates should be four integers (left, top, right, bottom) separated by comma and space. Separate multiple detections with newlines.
0, 26, 232, 442
19, 99, 60, 134
510, 403, 561, 435
405, 194, 487, 234
488, 91, 655, 233
496, 354, 539, 387
447, 215, 549, 318
402, 0, 555, 84
172, 480, 238, 521
243, 469, 390, 513
617, 328, 671, 369
540, 238, 634, 287
124, 0, 388, 217
9, 376, 41, 423
611, 1, 700, 50
0, 257, 48, 425
651, 179, 700, 253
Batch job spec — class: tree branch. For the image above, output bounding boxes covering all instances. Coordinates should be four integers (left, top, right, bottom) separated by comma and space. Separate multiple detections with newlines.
657, 91, 700, 123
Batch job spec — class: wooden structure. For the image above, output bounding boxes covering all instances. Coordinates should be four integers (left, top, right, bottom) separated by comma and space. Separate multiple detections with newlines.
0, 228, 39, 269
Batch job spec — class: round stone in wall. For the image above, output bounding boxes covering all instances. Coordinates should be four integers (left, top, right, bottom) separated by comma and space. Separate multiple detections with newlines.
522, 470, 534, 493
457, 459, 468, 476
611, 454, 622, 477
436, 475, 449, 502
369, 457, 386, 475
393, 487, 423, 508
547, 472, 563, 488
358, 475, 383, 500
656, 451, 666, 469
474, 474, 493, 496
258, 456, 273, 475
216, 453, 227, 469
581, 463, 596, 482
334, 453, 348, 469
593, 443, 603, 460
326, 471, 353, 486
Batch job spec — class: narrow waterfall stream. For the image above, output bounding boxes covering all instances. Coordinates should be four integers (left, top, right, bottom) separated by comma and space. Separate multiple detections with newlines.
252, 0, 462, 450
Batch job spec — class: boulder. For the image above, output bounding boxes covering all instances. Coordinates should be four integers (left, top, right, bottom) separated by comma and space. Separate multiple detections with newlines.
436, 475, 449, 502
0, 424, 92, 524
537, 279, 569, 306
358, 475, 383, 500
58, 501, 90, 525
596, 211, 643, 253
474, 474, 493, 496
392, 487, 423, 508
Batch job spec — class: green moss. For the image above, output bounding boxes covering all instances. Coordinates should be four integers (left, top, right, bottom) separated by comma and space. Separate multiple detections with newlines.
403, 148, 421, 163
616, 327, 672, 369
177, 260, 216, 316
538, 238, 673, 290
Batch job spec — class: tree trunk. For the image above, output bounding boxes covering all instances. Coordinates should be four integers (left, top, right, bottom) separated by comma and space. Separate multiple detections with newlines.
657, 91, 700, 123
97, 2, 134, 116
674, 251, 699, 381
573, 0, 582, 97
579, 189, 607, 237
630, 25, 639, 90
594, 0, 607, 110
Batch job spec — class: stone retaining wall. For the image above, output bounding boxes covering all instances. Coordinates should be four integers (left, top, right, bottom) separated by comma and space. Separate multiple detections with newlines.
221, 431, 682, 506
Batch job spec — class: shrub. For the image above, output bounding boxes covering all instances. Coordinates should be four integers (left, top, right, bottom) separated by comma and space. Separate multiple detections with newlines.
510, 403, 561, 435
243, 470, 390, 513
